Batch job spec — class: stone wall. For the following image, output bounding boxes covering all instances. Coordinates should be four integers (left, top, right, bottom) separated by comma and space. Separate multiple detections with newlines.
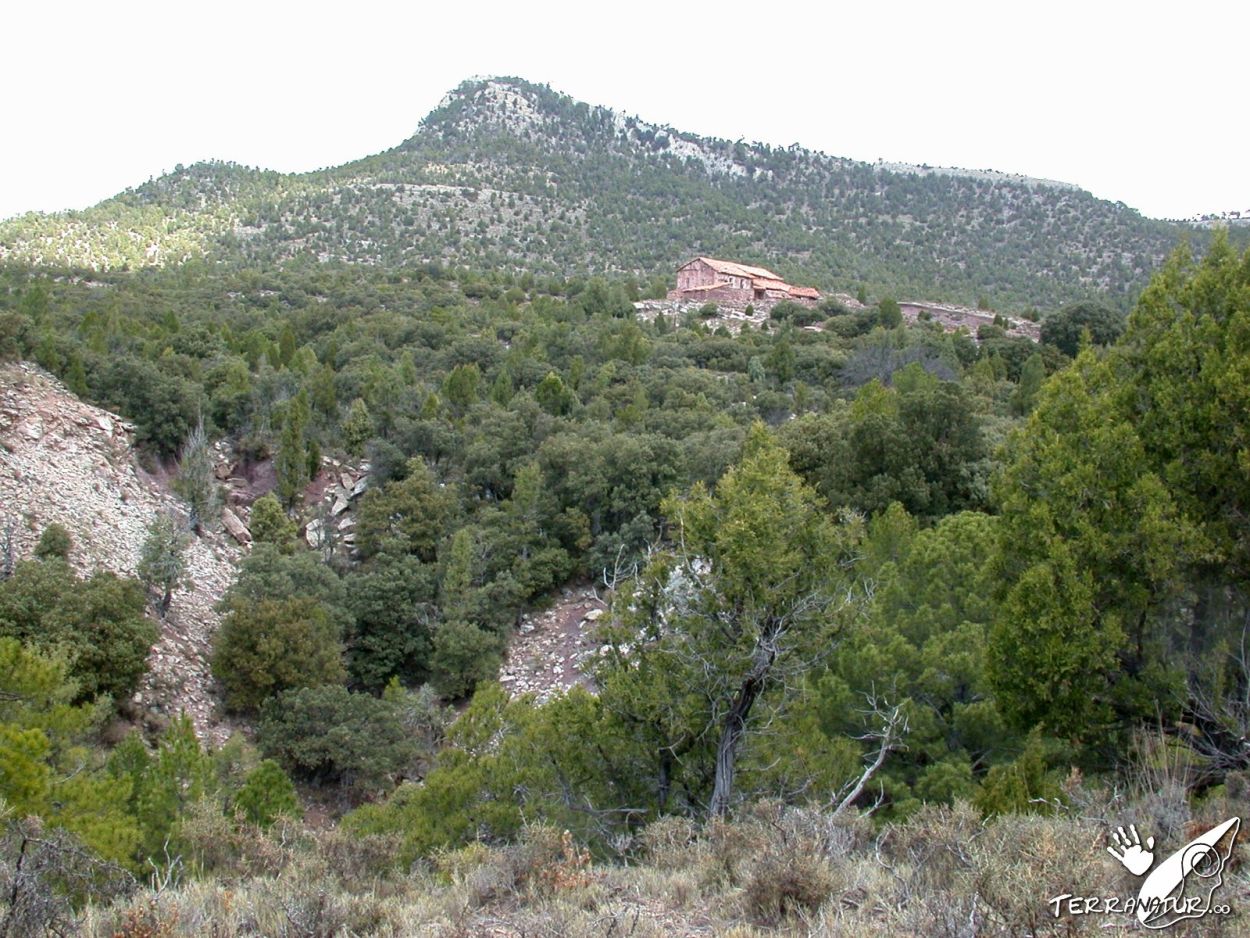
666, 284, 757, 305
900, 302, 1041, 343
675, 259, 717, 292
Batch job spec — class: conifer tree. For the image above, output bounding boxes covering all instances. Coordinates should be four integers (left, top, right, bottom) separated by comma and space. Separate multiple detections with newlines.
174, 417, 220, 533
137, 511, 191, 619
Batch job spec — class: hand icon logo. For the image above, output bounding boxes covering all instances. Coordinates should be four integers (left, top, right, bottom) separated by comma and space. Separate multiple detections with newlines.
1108, 824, 1155, 876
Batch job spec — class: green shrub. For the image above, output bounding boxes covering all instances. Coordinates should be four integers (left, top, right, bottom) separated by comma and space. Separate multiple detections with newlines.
346, 554, 437, 691
355, 458, 454, 560
877, 297, 902, 328
1040, 301, 1124, 356
430, 620, 503, 699
768, 300, 803, 321
33, 524, 72, 561
223, 543, 351, 632
234, 759, 302, 827
974, 734, 1063, 816
211, 596, 346, 713
257, 685, 420, 790
0, 558, 154, 703
248, 494, 297, 551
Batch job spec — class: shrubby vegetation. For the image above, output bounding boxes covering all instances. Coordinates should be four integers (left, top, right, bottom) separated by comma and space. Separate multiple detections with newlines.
0, 222, 1248, 932
64, 790, 1250, 936
0, 554, 154, 703
257, 684, 424, 790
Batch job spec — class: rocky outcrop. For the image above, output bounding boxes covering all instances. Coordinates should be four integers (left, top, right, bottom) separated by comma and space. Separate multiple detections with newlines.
303, 461, 368, 556
0, 362, 239, 744
633, 295, 865, 336
899, 301, 1041, 342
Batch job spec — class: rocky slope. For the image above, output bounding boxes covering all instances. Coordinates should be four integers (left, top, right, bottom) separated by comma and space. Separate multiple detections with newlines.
500, 586, 608, 703
0, 361, 239, 743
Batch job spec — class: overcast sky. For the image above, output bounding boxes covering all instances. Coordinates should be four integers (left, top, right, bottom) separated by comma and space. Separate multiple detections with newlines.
4, 0, 1245, 223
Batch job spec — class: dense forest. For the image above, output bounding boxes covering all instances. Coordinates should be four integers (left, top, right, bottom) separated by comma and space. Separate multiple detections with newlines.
1, 221, 1249, 932
4, 77, 1246, 313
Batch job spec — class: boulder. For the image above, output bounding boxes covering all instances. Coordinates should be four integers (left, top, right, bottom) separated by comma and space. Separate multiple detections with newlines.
221, 507, 252, 545
304, 518, 324, 548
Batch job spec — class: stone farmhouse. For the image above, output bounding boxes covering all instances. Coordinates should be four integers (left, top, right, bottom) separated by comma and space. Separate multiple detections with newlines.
668, 257, 822, 308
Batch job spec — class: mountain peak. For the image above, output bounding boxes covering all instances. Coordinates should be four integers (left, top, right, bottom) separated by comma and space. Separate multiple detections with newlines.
414, 76, 758, 181
417, 76, 570, 142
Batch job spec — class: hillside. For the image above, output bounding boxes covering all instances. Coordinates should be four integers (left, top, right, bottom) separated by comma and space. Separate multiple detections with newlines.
2, 109, 1250, 932
2, 77, 1237, 310
0, 361, 239, 743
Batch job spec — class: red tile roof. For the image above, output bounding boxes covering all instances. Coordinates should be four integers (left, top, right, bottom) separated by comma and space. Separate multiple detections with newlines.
684, 256, 782, 281
751, 277, 790, 291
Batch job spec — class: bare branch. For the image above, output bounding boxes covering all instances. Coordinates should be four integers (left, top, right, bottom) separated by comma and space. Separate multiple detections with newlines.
832, 693, 909, 817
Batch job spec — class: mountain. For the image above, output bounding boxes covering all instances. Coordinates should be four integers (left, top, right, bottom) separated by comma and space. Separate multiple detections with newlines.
1, 77, 1238, 309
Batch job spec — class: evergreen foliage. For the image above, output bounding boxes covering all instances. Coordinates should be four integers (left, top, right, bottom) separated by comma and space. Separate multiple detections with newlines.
2, 147, 1249, 914
211, 596, 346, 713
232, 759, 302, 827
136, 512, 191, 619
257, 685, 421, 790
0, 558, 154, 703
990, 233, 1250, 767
33, 523, 72, 562
174, 417, 221, 532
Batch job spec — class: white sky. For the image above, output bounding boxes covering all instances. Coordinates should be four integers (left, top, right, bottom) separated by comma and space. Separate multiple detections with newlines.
3, 0, 1245, 223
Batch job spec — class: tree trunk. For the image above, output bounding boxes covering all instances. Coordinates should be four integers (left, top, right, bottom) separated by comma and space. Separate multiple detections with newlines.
658, 747, 672, 810
708, 638, 776, 817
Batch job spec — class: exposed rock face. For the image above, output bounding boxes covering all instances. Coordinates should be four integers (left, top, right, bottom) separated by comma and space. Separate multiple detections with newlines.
899, 301, 1041, 342
633, 295, 865, 336
0, 362, 239, 744
304, 460, 368, 557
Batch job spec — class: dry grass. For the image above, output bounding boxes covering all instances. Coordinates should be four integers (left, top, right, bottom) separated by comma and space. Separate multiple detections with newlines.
67, 788, 1250, 937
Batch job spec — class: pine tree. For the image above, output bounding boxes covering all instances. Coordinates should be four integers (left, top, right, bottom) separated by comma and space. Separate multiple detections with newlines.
599, 424, 870, 816
342, 398, 372, 459
1009, 352, 1045, 416
248, 494, 297, 551
234, 759, 301, 827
